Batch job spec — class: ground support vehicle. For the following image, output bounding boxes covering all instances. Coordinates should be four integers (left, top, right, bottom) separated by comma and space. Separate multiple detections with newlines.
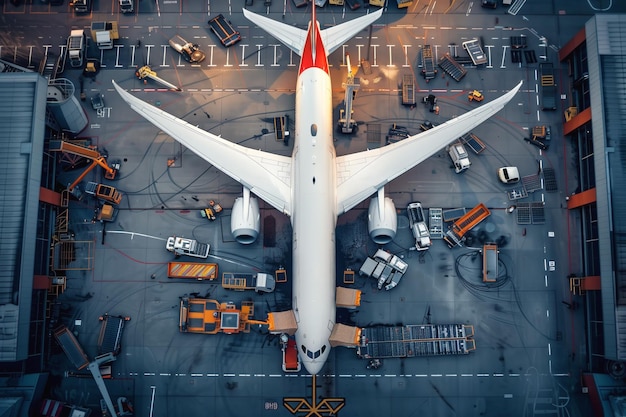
169, 35, 206, 63
443, 203, 491, 247
481, 244, 499, 282
84, 182, 122, 205
396, 0, 412, 7
179, 297, 297, 335
401, 73, 416, 106
97, 314, 129, 356
166, 237, 210, 258
447, 142, 471, 173
336, 286, 361, 309
70, 0, 90, 13
422, 94, 438, 113
468, 90, 484, 102
168, 262, 218, 280
48, 140, 120, 193
280, 334, 301, 372
421, 45, 437, 81
438, 53, 467, 81
91, 93, 105, 110
338, 54, 359, 133
208, 14, 242, 47
96, 204, 118, 222
539, 63, 557, 110
221, 272, 276, 292
135, 66, 181, 91
407, 202, 431, 251
386, 124, 410, 144
524, 125, 551, 150
53, 326, 90, 370
119, 0, 133, 13
90, 22, 119, 50
462, 39, 487, 65
358, 249, 408, 290
420, 120, 434, 131
497, 166, 520, 184
357, 324, 476, 358
179, 297, 257, 334
459, 132, 486, 154
67, 30, 86, 68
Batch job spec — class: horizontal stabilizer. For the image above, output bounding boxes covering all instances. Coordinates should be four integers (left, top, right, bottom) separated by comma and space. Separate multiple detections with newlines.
242, 8, 308, 55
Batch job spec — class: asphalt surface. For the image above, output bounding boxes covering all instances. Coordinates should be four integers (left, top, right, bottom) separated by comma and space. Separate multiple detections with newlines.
3, 0, 626, 416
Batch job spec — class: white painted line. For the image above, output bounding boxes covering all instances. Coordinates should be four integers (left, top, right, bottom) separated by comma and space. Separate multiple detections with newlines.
461, 374, 473, 377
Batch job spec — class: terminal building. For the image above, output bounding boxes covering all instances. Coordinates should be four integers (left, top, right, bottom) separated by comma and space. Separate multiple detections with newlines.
558, 13, 626, 415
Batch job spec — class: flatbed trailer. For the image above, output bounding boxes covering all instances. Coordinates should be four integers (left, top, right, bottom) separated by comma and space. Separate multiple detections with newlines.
539, 63, 557, 111
357, 324, 475, 358
444, 203, 491, 247
438, 53, 467, 82
168, 262, 218, 280
421, 45, 437, 81
53, 326, 90, 370
459, 132, 486, 154
428, 208, 443, 239
401, 73, 416, 106
97, 314, 128, 356
221, 272, 275, 292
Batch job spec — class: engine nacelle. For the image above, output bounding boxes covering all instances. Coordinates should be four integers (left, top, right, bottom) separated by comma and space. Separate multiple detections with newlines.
231, 195, 260, 244
367, 196, 397, 245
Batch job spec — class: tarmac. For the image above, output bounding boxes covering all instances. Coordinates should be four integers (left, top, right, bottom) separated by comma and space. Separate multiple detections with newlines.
3, 0, 625, 415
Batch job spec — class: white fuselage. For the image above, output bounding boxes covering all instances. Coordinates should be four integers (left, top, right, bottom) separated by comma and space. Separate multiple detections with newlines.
291, 66, 336, 374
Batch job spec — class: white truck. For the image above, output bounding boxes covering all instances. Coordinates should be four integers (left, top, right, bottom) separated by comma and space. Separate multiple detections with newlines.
166, 237, 210, 259
447, 142, 471, 173
119, 0, 134, 13
67, 30, 86, 68
407, 202, 431, 251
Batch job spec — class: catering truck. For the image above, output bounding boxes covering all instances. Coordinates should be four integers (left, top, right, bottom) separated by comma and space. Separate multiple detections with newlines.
407, 202, 431, 251
447, 142, 471, 173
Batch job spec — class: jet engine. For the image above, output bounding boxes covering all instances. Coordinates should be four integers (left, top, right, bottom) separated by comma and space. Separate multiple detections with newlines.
231, 187, 261, 244
367, 190, 397, 245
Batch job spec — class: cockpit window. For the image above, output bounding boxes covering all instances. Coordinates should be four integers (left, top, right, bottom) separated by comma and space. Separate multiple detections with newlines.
321, 345, 327, 354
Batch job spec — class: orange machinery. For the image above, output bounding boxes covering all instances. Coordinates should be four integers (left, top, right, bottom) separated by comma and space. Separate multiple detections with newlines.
49, 140, 119, 192
444, 203, 491, 248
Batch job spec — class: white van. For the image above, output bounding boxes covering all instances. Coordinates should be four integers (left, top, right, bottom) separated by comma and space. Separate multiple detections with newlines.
497, 166, 520, 184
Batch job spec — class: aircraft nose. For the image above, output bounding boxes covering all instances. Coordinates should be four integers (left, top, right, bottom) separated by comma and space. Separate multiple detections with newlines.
302, 359, 324, 375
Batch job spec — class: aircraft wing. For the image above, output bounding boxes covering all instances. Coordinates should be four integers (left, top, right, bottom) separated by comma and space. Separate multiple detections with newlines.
335, 81, 523, 214
112, 81, 293, 216
243, 8, 383, 57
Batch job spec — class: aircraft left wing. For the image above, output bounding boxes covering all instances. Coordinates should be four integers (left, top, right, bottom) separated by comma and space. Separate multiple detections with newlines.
112, 81, 293, 216
335, 81, 523, 214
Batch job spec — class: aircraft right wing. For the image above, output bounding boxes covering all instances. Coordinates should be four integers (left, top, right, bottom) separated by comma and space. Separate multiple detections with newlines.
112, 81, 293, 216
335, 81, 523, 214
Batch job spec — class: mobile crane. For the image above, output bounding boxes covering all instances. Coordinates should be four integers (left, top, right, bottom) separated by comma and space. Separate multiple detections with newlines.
49, 140, 120, 193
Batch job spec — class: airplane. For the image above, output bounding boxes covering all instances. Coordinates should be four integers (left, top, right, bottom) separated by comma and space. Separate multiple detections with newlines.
113, 6, 522, 374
